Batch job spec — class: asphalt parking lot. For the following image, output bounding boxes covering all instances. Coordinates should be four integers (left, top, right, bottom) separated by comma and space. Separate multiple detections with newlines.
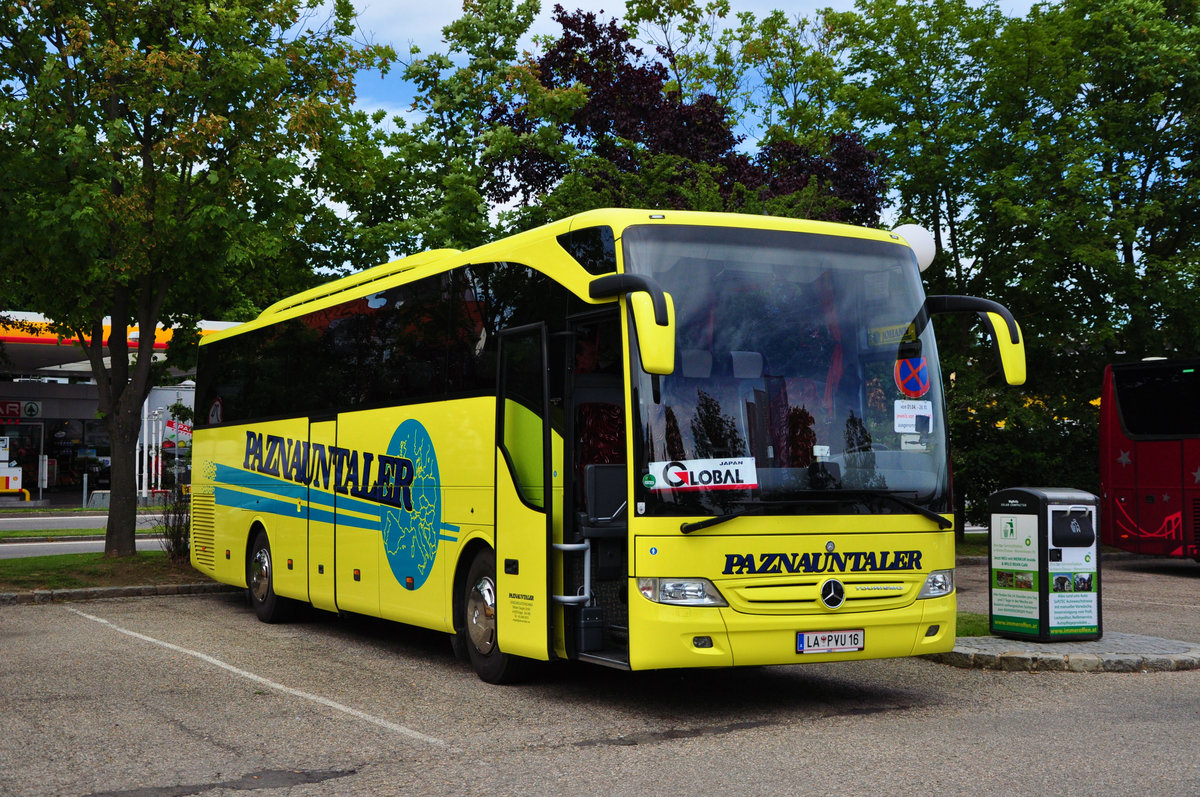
2, 557, 1198, 796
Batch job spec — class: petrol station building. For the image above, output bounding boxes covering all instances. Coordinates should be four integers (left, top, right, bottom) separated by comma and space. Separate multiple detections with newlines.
0, 312, 235, 503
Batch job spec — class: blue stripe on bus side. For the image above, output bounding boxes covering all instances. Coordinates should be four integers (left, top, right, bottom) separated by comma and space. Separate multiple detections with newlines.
213, 486, 310, 522
213, 463, 404, 518
213, 485, 385, 532
213, 464, 308, 500
211, 465, 461, 538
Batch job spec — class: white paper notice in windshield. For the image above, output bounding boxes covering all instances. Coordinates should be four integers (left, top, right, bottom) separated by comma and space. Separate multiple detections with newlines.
645, 457, 759, 491
894, 400, 933, 434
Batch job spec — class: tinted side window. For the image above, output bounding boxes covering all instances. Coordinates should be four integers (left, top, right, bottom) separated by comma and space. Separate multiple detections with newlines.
195, 318, 320, 424
196, 261, 584, 427
557, 226, 617, 275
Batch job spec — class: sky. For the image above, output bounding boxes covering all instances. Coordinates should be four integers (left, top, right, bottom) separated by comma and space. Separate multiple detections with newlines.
345, 0, 1036, 124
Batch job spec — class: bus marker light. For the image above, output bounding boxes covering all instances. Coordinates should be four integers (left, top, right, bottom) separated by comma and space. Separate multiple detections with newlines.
225, 549, 230, 560
353, 569, 361, 582
406, 577, 415, 590
287, 559, 293, 570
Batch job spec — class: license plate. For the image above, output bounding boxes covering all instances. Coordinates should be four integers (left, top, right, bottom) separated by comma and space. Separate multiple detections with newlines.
797, 629, 865, 654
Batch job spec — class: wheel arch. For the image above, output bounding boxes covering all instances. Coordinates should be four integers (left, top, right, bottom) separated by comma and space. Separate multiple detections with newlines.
453, 536, 494, 637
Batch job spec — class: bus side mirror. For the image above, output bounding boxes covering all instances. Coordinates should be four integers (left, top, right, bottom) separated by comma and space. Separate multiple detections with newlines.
980, 311, 1026, 386
589, 274, 676, 376
629, 291, 676, 375
925, 295, 1026, 386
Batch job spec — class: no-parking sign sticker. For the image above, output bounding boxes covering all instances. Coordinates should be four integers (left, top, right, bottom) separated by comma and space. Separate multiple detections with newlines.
894, 356, 931, 398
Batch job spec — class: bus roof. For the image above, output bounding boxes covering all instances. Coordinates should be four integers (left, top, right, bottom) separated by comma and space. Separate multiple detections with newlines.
202, 209, 910, 346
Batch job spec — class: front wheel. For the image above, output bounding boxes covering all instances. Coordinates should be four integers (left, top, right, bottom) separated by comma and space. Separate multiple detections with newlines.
247, 530, 297, 623
460, 548, 530, 684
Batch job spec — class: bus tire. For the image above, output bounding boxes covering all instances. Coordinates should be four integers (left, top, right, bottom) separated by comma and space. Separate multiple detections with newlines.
462, 548, 529, 684
247, 529, 296, 623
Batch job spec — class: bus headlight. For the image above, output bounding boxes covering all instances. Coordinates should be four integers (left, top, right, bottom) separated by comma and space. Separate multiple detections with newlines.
917, 569, 954, 599
638, 577, 728, 607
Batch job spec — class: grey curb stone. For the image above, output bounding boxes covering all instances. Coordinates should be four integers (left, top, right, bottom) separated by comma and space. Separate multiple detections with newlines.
926, 631, 1200, 673
0, 582, 240, 606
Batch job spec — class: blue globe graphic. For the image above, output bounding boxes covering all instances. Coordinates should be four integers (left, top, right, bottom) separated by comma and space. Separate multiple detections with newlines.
381, 419, 441, 589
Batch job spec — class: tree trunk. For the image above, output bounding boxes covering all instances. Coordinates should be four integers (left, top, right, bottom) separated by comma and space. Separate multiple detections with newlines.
104, 407, 142, 557
87, 278, 167, 558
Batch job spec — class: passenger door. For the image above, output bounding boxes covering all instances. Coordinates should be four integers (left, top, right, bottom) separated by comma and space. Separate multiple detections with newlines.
494, 324, 553, 660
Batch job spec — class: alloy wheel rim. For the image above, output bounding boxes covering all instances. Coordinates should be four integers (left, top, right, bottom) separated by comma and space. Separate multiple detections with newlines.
250, 547, 271, 603
466, 575, 497, 654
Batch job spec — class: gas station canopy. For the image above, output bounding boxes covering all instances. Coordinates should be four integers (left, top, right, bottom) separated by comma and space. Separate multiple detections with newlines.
1, 311, 237, 377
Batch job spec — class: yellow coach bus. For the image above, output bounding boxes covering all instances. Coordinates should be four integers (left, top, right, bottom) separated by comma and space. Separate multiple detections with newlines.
190, 209, 1024, 682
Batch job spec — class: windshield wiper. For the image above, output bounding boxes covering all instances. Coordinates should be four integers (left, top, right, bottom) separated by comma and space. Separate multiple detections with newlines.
807, 489, 952, 529
677, 491, 951, 534
680, 505, 764, 534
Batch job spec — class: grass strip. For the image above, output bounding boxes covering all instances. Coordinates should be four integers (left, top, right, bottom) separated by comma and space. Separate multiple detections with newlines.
956, 611, 991, 637
0, 551, 212, 592
0, 529, 107, 540
0, 507, 164, 516
957, 531, 988, 558
0, 528, 164, 540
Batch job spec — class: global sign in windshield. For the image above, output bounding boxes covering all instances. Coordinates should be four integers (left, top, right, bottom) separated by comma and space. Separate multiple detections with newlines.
644, 457, 759, 491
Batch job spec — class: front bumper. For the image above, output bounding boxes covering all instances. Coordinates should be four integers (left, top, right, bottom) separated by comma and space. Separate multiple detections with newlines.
627, 584, 955, 670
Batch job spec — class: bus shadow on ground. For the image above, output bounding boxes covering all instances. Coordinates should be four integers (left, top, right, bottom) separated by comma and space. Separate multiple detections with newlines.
215, 589, 933, 728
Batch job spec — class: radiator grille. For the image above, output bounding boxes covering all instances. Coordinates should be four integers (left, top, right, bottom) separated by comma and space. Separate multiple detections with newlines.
190, 492, 216, 571
720, 575, 919, 615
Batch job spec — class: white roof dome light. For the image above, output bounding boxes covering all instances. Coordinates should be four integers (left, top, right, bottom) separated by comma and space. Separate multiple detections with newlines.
893, 224, 937, 272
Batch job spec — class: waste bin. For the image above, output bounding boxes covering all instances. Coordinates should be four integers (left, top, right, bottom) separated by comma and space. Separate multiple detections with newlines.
988, 488, 1101, 642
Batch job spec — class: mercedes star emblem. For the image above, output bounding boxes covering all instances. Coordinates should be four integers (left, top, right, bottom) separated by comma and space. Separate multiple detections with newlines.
821, 578, 846, 609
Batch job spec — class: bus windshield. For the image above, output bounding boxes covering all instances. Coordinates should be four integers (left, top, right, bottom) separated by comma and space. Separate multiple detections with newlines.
625, 224, 949, 517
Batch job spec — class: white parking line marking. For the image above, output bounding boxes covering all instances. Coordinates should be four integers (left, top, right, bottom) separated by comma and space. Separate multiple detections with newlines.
66, 607, 448, 748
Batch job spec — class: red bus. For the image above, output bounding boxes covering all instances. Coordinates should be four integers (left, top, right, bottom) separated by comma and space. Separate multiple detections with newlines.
1099, 358, 1200, 559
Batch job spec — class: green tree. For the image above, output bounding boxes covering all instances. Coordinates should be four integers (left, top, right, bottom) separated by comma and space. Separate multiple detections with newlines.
977, 0, 1200, 360
542, 142, 730, 218
837, 0, 1200, 522
844, 0, 1003, 290
730, 8, 858, 149
0, 0, 392, 555
492, 5, 884, 225
625, 2, 859, 151
361, 0, 583, 253
954, 0, 1200, 520
625, 0, 735, 103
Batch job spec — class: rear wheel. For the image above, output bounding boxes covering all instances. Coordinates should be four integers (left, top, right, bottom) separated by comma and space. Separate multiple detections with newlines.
461, 548, 530, 684
247, 530, 296, 623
